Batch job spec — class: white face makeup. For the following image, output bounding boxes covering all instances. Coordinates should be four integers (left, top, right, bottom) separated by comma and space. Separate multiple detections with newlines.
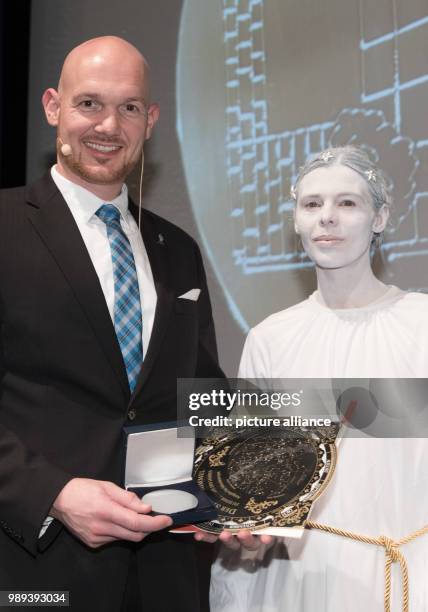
294, 165, 387, 271
142, 489, 198, 514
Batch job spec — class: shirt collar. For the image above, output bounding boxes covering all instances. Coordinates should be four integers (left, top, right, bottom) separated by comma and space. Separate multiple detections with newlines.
51, 165, 129, 224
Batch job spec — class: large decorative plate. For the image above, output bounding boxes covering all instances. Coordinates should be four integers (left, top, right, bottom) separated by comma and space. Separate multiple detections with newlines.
193, 425, 339, 533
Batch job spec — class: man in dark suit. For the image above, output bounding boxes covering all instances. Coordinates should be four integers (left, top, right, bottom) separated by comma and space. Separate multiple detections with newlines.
0, 36, 223, 611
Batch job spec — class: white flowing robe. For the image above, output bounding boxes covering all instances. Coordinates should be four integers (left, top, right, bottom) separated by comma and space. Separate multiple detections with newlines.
211, 287, 428, 612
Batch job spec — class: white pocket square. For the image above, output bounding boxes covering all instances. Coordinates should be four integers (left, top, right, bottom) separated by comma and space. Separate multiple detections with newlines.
178, 288, 201, 301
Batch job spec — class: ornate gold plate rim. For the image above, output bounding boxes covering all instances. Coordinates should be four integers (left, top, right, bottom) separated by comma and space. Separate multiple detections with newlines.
194, 425, 339, 534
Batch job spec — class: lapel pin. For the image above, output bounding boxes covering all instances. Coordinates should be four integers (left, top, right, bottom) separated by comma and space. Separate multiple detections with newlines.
157, 233, 165, 246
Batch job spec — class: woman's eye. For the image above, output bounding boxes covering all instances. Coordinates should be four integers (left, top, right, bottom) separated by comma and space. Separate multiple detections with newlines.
304, 201, 320, 208
340, 199, 356, 207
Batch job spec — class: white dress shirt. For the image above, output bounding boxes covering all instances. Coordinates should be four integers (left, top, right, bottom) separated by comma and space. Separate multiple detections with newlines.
51, 165, 157, 356
39, 167, 157, 538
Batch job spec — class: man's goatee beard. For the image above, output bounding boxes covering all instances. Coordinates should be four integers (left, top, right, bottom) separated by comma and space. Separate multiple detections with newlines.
61, 153, 136, 185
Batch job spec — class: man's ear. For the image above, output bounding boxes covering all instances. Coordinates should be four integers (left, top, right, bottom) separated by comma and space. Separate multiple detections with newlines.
372, 204, 389, 233
42, 88, 61, 126
144, 103, 160, 140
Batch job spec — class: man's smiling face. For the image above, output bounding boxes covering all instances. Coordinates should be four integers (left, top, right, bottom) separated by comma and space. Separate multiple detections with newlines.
43, 37, 159, 199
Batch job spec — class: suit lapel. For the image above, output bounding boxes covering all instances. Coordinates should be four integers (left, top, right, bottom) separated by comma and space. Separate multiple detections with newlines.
130, 205, 175, 398
26, 174, 130, 398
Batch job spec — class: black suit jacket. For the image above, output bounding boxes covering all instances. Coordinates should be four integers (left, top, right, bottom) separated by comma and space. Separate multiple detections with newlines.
0, 174, 223, 610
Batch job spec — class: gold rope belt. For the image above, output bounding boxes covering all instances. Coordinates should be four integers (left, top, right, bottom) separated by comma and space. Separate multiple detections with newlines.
305, 521, 428, 612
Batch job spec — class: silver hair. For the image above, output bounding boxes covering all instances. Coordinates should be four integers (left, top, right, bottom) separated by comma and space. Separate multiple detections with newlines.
291, 145, 393, 212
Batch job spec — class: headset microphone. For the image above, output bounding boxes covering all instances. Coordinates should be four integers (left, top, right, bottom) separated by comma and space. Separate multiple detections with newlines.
138, 148, 145, 232
57, 137, 72, 157
61, 143, 72, 156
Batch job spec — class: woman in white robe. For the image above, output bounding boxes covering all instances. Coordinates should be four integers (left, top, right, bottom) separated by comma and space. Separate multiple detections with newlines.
210, 146, 428, 612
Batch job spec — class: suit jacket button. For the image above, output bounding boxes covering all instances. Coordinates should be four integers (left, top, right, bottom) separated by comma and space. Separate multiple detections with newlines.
128, 409, 136, 421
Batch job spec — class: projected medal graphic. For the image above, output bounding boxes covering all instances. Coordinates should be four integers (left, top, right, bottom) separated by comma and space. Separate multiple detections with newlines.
177, 0, 428, 331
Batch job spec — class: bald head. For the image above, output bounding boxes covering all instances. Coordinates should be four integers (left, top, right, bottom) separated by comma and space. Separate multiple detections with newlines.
42, 35, 159, 200
59, 36, 151, 101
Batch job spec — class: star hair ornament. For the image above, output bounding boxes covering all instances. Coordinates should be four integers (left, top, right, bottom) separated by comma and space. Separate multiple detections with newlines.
290, 184, 297, 200
320, 151, 334, 163
365, 169, 377, 182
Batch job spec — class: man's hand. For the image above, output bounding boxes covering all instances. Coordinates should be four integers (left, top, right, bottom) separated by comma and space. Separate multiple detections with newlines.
194, 529, 273, 550
50, 478, 172, 548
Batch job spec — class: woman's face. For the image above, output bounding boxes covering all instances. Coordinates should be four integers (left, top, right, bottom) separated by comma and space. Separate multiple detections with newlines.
294, 164, 388, 270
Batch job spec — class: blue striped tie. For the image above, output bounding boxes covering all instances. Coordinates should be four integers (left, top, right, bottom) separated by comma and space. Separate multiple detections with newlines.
96, 204, 143, 392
